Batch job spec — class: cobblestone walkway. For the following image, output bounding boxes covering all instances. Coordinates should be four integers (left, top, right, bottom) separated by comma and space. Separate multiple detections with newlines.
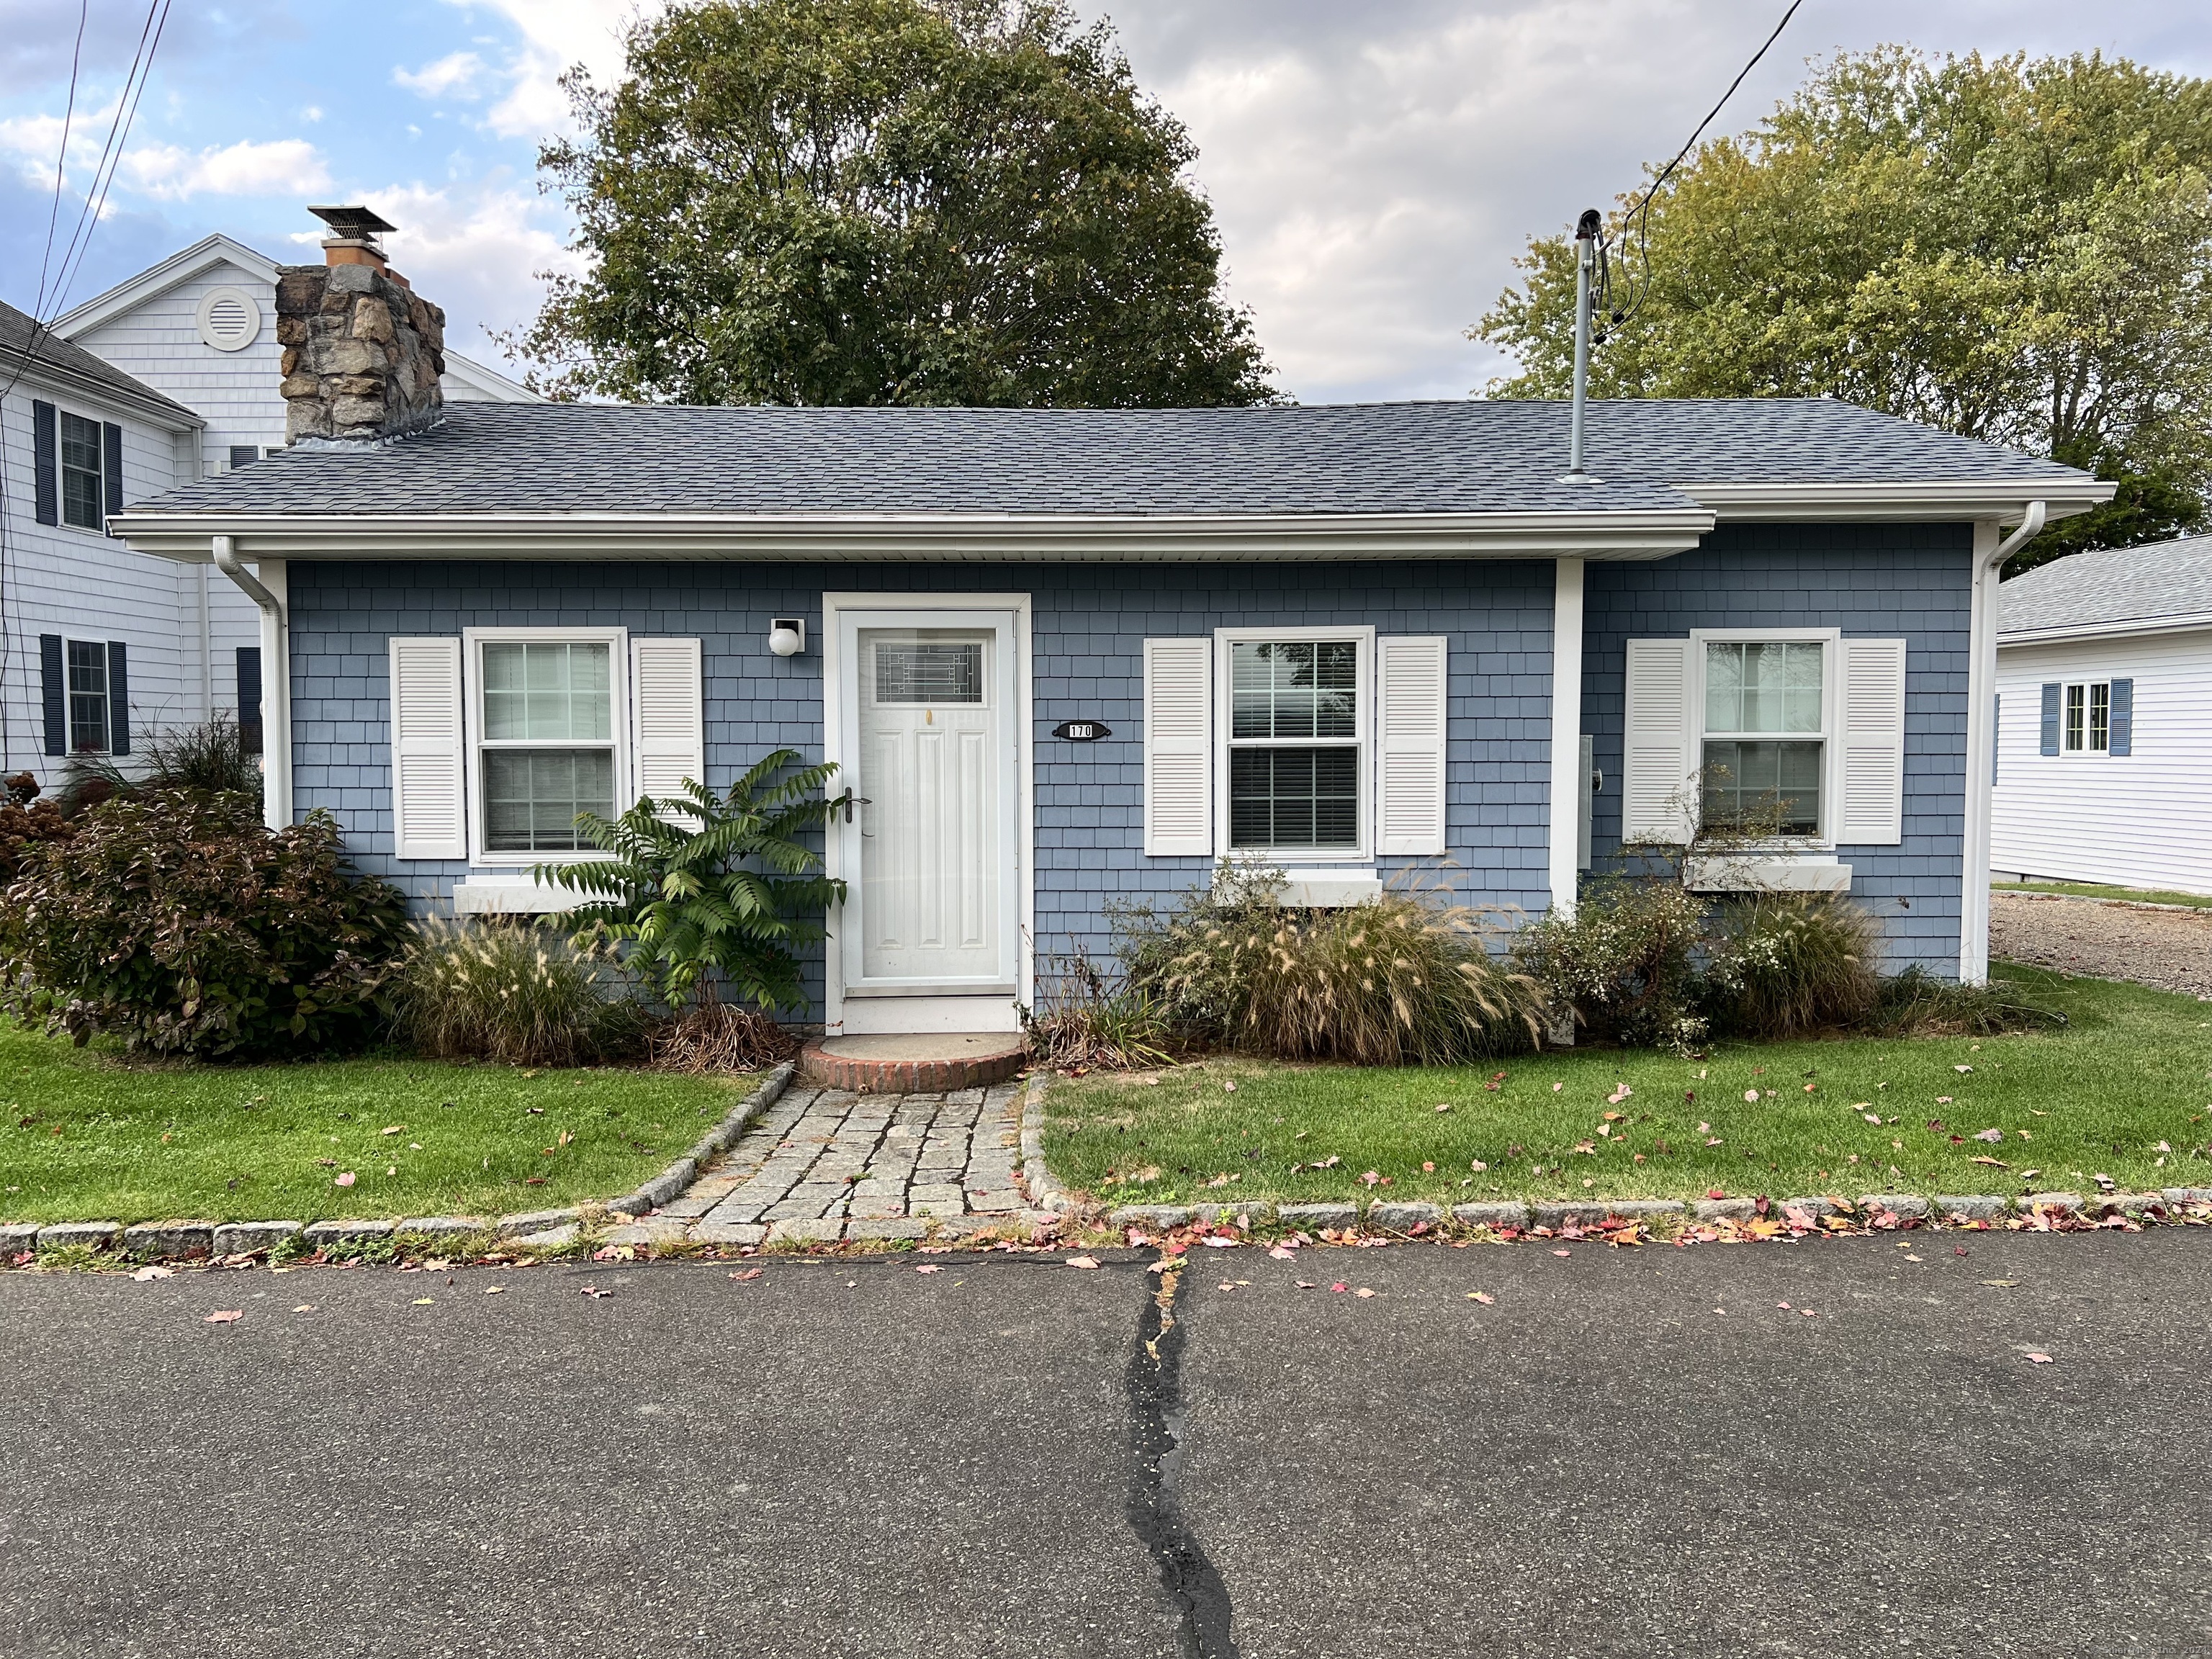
660, 1082, 1035, 1245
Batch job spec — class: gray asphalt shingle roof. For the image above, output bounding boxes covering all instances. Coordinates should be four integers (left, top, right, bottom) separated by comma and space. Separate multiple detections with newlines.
127, 397, 2087, 521
0, 298, 199, 423
2000, 535, 2212, 637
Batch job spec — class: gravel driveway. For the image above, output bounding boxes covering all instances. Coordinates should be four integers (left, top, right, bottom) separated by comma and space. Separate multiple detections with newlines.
1991, 891, 2212, 997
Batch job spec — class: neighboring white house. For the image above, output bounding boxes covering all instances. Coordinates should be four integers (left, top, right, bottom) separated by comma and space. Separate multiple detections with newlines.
0, 300, 206, 786
1992, 534, 2212, 895
39, 232, 539, 752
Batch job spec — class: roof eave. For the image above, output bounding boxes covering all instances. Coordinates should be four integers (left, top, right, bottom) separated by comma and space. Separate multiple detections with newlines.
1, 348, 204, 431
1678, 480, 2116, 522
110, 507, 1717, 564
48, 233, 281, 339
2000, 611, 2212, 647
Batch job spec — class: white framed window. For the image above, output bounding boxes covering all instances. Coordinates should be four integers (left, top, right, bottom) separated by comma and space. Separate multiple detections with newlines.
1698, 635, 1830, 838
462, 627, 631, 863
2062, 680, 2110, 755
1215, 627, 1374, 860
59, 410, 105, 531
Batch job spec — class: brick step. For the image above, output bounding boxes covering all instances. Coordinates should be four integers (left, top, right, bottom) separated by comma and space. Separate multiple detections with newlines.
799, 1033, 1028, 1094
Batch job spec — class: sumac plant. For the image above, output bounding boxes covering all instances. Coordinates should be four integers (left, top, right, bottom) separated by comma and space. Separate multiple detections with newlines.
0, 791, 409, 1057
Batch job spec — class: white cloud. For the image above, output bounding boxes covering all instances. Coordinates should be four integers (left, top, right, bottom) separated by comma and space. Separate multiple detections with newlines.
300, 104, 324, 123
395, 50, 489, 100
120, 137, 331, 199
440, 0, 663, 139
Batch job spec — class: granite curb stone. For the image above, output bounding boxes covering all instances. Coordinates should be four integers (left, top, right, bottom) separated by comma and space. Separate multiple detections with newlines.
1694, 1198, 1757, 1220
496, 1208, 581, 1238
1107, 1204, 1195, 1230
2022, 1191, 2085, 1214
2164, 1187, 2212, 1205
1367, 1201, 1442, 1232
1, 1223, 42, 1251
1019, 1076, 1076, 1215
511, 1223, 580, 1249
212, 1220, 302, 1256
1859, 1195, 1931, 1219
394, 1217, 485, 1238
1452, 1202, 1531, 1230
1277, 1202, 1360, 1232
37, 1222, 120, 1249
123, 1222, 217, 1259
1935, 1195, 2009, 1220
1532, 1199, 1682, 1230
1188, 1201, 1275, 1226
609, 1063, 793, 1218
302, 1220, 395, 1246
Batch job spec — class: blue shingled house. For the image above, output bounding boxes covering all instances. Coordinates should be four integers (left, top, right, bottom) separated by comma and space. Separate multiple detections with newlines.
112, 237, 2110, 1039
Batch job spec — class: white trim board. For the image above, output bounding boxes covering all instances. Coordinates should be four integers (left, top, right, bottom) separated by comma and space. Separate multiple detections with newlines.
819, 591, 1034, 1038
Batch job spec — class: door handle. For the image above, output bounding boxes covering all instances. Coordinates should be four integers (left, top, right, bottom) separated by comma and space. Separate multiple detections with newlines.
835, 788, 873, 824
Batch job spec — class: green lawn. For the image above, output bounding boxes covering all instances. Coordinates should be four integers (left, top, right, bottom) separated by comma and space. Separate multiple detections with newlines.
1043, 966, 2212, 1209
0, 1023, 761, 1226
1995, 879, 2212, 909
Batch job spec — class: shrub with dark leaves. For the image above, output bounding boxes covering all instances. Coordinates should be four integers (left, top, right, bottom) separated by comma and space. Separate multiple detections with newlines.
0, 791, 409, 1057
0, 773, 72, 882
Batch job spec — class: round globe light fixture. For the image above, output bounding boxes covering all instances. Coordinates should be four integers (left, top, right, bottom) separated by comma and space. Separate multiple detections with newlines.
768, 619, 806, 657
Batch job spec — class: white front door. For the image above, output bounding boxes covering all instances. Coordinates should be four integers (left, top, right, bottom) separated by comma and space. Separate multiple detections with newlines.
832, 608, 1022, 1021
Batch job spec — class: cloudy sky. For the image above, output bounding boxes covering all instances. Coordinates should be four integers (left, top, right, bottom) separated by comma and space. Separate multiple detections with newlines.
1, 0, 2204, 402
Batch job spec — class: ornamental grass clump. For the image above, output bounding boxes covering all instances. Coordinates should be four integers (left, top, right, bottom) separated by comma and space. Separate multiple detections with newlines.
1021, 945, 1175, 1071
1701, 893, 1881, 1038
1122, 863, 1545, 1066
387, 918, 646, 1066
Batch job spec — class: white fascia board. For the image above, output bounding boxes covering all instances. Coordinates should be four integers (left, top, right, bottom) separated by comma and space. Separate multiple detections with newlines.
111, 506, 1717, 565
1677, 480, 2116, 523
441, 351, 547, 403
3, 352, 204, 432
48, 233, 282, 338
2000, 613, 2212, 648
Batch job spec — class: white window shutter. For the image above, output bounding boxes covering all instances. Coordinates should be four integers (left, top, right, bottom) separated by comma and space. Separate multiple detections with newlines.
1836, 637, 1907, 845
632, 637, 706, 812
1143, 638, 1213, 856
1376, 635, 1449, 855
389, 637, 465, 860
1620, 638, 1696, 845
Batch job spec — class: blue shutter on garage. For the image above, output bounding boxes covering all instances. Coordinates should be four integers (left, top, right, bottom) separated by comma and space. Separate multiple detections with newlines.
236, 647, 264, 754
32, 401, 59, 526
2108, 678, 2133, 756
102, 422, 124, 536
107, 641, 130, 755
39, 634, 65, 755
2038, 683, 2061, 756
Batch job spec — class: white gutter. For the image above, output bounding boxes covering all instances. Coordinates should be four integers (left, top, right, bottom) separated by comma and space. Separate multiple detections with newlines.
212, 535, 291, 832
1959, 502, 2045, 984
2000, 610, 2212, 647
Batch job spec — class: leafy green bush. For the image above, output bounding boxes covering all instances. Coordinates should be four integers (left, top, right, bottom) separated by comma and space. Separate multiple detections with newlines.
0, 773, 72, 881
387, 918, 646, 1066
0, 791, 408, 1057
1120, 863, 1545, 1065
543, 749, 844, 1014
1701, 894, 1880, 1038
1511, 876, 1710, 1052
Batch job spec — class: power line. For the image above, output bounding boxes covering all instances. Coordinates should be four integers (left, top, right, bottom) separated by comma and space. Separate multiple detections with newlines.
49, 0, 176, 319
31, 0, 91, 324
1601, 0, 1807, 339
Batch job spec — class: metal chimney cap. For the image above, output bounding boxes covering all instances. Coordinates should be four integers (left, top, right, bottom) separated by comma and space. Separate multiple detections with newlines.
307, 204, 397, 241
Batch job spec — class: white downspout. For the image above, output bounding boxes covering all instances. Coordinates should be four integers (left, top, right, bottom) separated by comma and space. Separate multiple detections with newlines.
1959, 502, 2045, 984
1547, 556, 1587, 919
212, 535, 291, 832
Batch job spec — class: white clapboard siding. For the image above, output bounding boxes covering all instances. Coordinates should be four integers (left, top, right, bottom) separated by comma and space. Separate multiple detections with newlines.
1992, 629, 2212, 894
1143, 638, 1213, 856
1835, 637, 1908, 845
1376, 635, 1449, 855
1621, 638, 1695, 845
632, 637, 706, 814
389, 637, 467, 859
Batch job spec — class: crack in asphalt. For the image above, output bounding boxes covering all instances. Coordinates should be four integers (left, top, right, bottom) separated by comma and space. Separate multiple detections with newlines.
1126, 1258, 1240, 1659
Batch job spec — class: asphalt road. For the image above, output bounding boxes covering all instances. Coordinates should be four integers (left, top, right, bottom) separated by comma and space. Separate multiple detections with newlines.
4, 1230, 2209, 1659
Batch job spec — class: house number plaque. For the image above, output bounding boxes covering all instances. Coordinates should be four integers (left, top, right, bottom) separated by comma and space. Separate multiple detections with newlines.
1052, 719, 1112, 742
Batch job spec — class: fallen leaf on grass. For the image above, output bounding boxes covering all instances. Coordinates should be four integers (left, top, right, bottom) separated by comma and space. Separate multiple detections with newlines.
132, 1265, 174, 1282
1936, 1096, 1954, 1105
1551, 1082, 1564, 1093
727, 1268, 763, 1282
335, 1172, 356, 1188
380, 1125, 405, 1136
1467, 1291, 1496, 1305
1359, 1169, 1382, 1187
1863, 1112, 1882, 1125
1954, 1065, 1973, 1074
1223, 1080, 1238, 1094
1969, 1156, 2010, 1169
204, 1310, 243, 1324
1064, 1256, 1101, 1269
1974, 1128, 2005, 1143
1435, 1103, 1453, 1113
1743, 1089, 1760, 1103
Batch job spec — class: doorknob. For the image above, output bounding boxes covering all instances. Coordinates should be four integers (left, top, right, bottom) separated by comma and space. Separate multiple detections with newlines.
835, 788, 873, 824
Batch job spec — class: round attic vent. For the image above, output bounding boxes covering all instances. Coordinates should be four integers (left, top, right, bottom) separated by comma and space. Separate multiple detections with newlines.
197, 286, 261, 352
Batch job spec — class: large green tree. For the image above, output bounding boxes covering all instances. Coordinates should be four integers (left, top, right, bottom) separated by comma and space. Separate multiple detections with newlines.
516, 0, 1276, 408
1478, 49, 2212, 570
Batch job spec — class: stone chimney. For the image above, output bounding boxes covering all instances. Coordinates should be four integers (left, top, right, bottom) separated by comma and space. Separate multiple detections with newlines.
275, 205, 446, 444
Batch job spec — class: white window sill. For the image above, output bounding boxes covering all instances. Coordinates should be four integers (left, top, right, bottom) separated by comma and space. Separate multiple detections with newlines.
1684, 853, 1852, 895
1277, 869, 1382, 907
451, 878, 580, 916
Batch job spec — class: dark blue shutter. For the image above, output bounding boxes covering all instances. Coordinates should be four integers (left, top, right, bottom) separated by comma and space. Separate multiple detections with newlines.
2038, 683, 2061, 756
102, 421, 123, 536
107, 641, 130, 756
236, 646, 263, 755
32, 401, 58, 526
2108, 678, 2132, 757
39, 634, 64, 755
